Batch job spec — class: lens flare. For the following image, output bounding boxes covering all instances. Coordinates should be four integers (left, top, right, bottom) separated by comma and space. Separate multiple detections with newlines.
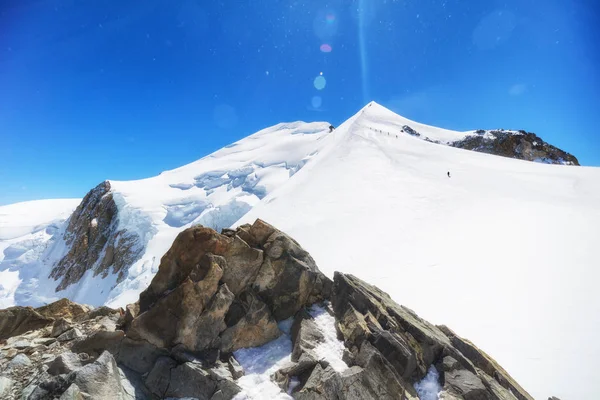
311, 96, 322, 108
313, 75, 326, 90
320, 43, 332, 53
326, 14, 336, 23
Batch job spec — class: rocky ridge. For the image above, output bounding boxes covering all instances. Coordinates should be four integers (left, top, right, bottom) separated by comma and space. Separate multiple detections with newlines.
451, 129, 579, 165
49, 181, 144, 291
1, 220, 544, 399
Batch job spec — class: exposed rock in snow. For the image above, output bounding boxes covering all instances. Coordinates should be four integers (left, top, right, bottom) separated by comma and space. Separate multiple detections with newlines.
50, 181, 145, 291
0, 102, 597, 399
0, 221, 536, 400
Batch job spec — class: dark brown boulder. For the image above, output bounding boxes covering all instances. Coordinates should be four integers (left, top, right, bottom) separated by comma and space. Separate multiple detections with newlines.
0, 306, 53, 340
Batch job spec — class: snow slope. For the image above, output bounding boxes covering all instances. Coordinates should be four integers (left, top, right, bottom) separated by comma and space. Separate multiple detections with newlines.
237, 103, 600, 400
0, 199, 80, 307
0, 122, 334, 308
1, 102, 598, 399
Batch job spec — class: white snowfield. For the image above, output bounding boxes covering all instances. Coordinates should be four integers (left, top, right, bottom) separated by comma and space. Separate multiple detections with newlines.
0, 102, 598, 399
0, 199, 80, 308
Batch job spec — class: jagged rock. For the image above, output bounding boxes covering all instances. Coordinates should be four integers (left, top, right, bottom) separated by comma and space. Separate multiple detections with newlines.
138, 226, 233, 312
443, 368, 488, 400
219, 235, 264, 296
145, 356, 177, 398
116, 337, 169, 374
8, 338, 32, 349
3, 348, 18, 358
36, 298, 90, 321
291, 309, 325, 362
251, 220, 332, 320
50, 181, 143, 291
332, 272, 452, 381
57, 327, 83, 342
451, 130, 579, 165
0, 377, 14, 397
87, 306, 121, 320
439, 325, 534, 400
0, 306, 53, 340
165, 362, 217, 399
52, 318, 73, 337
47, 352, 83, 375
71, 329, 124, 358
128, 262, 230, 351
29, 374, 76, 400
73, 351, 126, 399
207, 361, 242, 398
192, 284, 236, 351
59, 383, 85, 400
123, 302, 139, 330
8, 353, 32, 369
220, 290, 281, 353
354, 341, 417, 398
227, 355, 244, 379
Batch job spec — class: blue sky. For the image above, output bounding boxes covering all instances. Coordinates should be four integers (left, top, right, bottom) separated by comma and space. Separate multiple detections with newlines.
1, 0, 598, 205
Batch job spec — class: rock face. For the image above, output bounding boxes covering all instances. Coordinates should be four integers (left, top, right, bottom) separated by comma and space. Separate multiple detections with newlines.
49, 181, 143, 291
0, 220, 537, 400
0, 307, 53, 341
131, 219, 331, 354
325, 273, 534, 400
451, 130, 579, 165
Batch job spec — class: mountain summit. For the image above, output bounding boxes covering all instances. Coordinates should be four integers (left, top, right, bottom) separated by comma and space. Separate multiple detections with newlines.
0, 102, 598, 399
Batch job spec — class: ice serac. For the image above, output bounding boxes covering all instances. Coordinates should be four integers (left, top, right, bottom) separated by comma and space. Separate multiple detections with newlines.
49, 181, 143, 291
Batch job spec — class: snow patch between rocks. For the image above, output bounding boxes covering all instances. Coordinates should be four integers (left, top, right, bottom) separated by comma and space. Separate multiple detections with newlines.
233, 303, 347, 399
414, 366, 442, 400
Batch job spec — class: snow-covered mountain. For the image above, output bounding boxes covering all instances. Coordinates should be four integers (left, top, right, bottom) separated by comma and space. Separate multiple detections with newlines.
1, 102, 598, 399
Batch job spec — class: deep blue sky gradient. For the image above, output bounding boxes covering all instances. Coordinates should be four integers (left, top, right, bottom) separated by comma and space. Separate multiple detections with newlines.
1, 0, 599, 205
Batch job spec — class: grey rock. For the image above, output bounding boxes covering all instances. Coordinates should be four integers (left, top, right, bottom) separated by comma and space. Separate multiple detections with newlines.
291, 309, 324, 362
439, 325, 534, 400
47, 352, 83, 376
145, 356, 177, 398
33, 337, 57, 346
165, 362, 217, 400
52, 318, 73, 337
9, 339, 31, 349
227, 356, 244, 379
8, 353, 32, 369
0, 376, 14, 397
117, 337, 169, 374
59, 383, 85, 400
443, 368, 488, 400
87, 306, 121, 320
74, 351, 126, 399
57, 328, 83, 342
71, 329, 124, 358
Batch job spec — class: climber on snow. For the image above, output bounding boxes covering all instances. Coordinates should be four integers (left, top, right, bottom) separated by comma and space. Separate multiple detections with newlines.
447, 171, 451, 178
329, 125, 335, 132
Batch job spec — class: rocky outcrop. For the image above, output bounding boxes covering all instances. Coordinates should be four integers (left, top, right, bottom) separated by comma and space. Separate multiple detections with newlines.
326, 273, 533, 400
132, 219, 331, 354
0, 307, 53, 341
49, 181, 143, 291
0, 220, 537, 400
451, 130, 579, 165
